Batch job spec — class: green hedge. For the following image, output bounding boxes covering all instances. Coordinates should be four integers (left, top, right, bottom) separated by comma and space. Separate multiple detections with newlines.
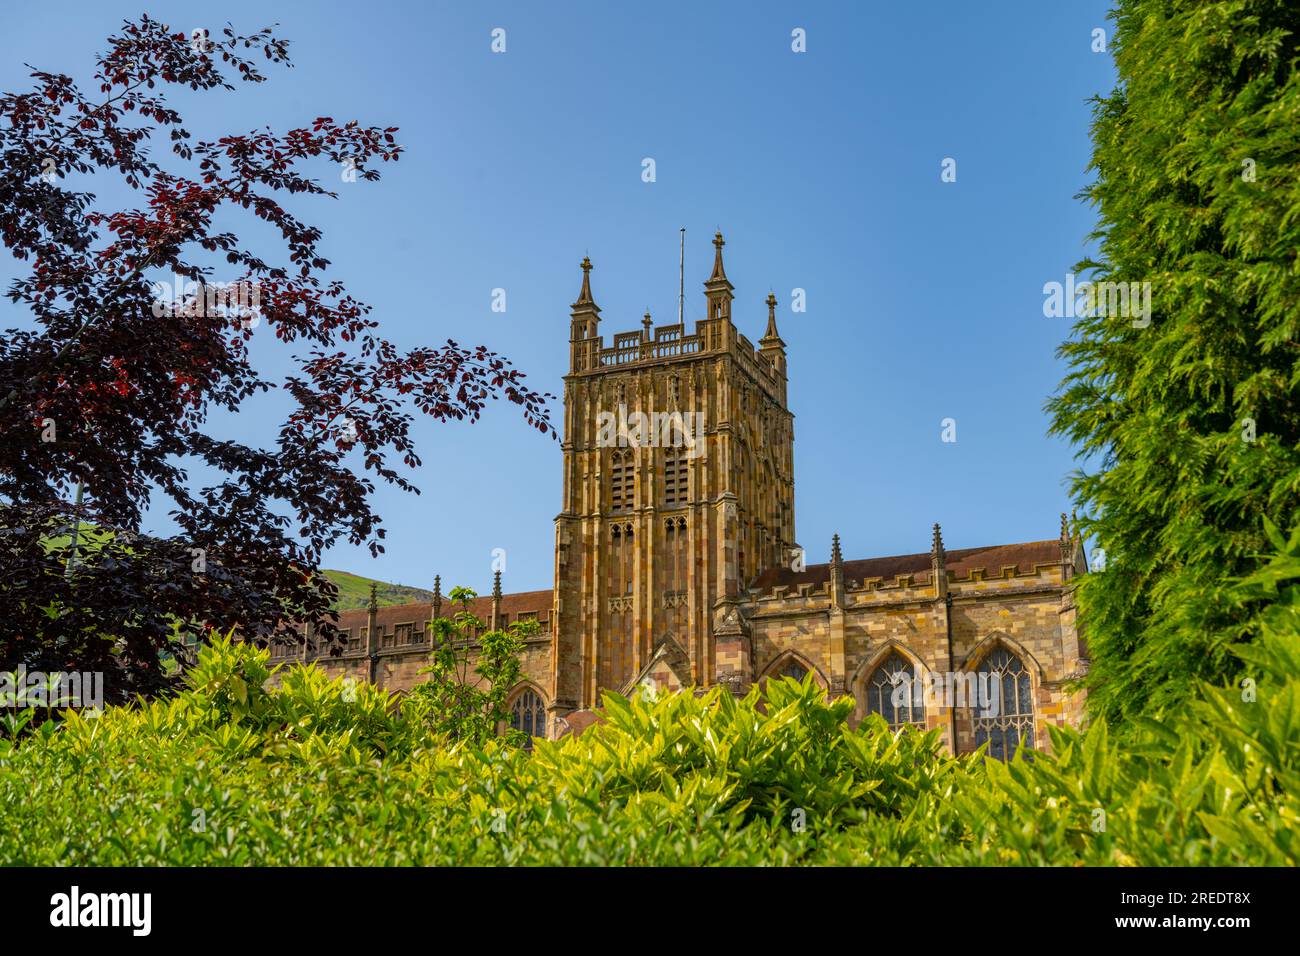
3, 530, 1299, 865
0, 616, 1294, 865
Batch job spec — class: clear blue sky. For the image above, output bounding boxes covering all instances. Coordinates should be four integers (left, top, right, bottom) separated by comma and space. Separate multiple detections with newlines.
3, 0, 1114, 595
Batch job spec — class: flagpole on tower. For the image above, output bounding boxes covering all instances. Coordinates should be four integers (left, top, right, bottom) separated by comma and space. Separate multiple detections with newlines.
678, 227, 685, 327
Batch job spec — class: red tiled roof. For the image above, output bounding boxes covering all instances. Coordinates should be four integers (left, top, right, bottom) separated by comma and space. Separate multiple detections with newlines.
752, 540, 1061, 592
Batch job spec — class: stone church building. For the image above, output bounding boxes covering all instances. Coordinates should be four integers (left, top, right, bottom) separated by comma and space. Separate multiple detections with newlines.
284, 233, 1089, 755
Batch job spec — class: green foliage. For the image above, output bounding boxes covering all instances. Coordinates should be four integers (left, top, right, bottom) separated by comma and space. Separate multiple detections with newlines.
1048, 0, 1300, 725
2, 589, 1296, 864
404, 586, 537, 747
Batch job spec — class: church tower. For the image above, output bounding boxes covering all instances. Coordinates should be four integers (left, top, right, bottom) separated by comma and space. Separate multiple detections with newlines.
551, 233, 797, 715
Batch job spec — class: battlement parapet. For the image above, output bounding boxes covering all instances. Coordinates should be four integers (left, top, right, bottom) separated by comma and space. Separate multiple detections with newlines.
749, 545, 1070, 605
572, 316, 782, 393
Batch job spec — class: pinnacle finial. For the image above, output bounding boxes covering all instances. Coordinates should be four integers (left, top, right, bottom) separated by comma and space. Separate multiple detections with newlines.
760, 291, 783, 347
1060, 512, 1070, 543
368, 581, 378, 611
703, 230, 734, 312
572, 255, 598, 311
830, 533, 842, 565
931, 522, 945, 560
432, 574, 441, 599
492, 568, 502, 601
709, 231, 727, 282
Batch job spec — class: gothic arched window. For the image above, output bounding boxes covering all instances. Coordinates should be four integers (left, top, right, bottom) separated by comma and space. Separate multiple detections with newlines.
610, 450, 633, 513
662, 447, 689, 508
664, 517, 687, 602
973, 647, 1035, 759
865, 651, 924, 731
510, 688, 546, 746
775, 657, 808, 682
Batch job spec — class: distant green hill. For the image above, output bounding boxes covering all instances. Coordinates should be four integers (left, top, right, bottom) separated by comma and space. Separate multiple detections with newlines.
323, 569, 434, 611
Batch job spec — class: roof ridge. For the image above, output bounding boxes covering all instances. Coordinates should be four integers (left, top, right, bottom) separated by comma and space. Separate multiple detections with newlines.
784, 539, 1060, 573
